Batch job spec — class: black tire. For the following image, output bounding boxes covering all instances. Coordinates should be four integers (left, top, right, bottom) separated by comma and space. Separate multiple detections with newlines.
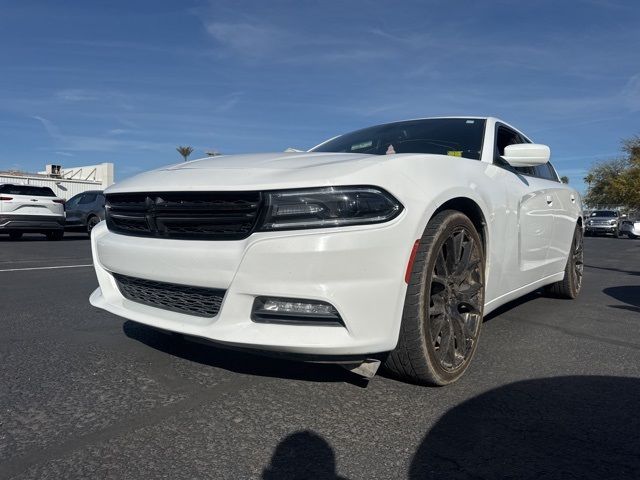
45, 230, 64, 241
629, 233, 638, 239
545, 223, 583, 299
385, 210, 485, 386
9, 231, 23, 240
86, 215, 99, 235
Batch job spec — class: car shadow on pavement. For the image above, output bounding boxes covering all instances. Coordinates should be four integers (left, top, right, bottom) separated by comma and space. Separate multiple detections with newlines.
584, 264, 640, 276
260, 376, 640, 479
482, 291, 543, 322
409, 376, 640, 479
604, 285, 640, 313
122, 320, 363, 385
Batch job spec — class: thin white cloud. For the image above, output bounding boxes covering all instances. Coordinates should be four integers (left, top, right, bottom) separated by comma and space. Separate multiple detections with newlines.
55, 89, 99, 102
621, 73, 640, 111
32, 115, 171, 153
206, 22, 282, 56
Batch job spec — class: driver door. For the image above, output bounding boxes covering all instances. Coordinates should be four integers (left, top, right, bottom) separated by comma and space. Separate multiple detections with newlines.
495, 125, 556, 288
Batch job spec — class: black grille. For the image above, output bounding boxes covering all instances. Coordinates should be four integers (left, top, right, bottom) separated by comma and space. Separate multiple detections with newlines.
106, 191, 262, 240
113, 273, 225, 317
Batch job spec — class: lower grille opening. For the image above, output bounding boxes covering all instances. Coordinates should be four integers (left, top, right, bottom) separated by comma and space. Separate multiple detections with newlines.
251, 296, 344, 326
113, 273, 225, 318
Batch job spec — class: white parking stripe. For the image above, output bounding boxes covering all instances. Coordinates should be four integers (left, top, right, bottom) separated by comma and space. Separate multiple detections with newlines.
0, 264, 93, 273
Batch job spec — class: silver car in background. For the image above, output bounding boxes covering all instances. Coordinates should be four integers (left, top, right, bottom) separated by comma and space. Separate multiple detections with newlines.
620, 219, 640, 239
585, 210, 621, 237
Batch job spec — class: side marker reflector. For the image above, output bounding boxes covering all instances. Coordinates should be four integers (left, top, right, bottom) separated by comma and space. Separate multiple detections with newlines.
405, 239, 421, 284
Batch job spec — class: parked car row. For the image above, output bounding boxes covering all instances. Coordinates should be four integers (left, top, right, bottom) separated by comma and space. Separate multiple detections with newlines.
0, 184, 105, 240
584, 210, 640, 239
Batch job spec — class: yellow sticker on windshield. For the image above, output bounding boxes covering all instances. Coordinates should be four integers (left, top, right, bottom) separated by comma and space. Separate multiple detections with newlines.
447, 151, 463, 157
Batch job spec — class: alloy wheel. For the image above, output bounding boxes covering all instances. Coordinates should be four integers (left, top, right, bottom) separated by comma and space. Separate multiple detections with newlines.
428, 227, 483, 372
572, 229, 584, 290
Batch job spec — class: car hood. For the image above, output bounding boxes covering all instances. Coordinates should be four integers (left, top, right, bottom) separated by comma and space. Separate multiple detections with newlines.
107, 152, 415, 193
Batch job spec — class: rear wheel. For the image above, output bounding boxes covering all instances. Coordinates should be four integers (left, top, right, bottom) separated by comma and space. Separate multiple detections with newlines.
545, 223, 583, 299
385, 210, 485, 386
86, 215, 99, 235
45, 230, 64, 241
9, 231, 23, 240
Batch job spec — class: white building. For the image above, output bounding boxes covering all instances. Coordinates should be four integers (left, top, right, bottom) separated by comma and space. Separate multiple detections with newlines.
0, 163, 114, 200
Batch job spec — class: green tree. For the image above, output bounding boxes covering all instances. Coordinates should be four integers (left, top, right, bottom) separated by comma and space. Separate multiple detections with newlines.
560, 176, 569, 184
584, 135, 640, 209
176, 145, 194, 162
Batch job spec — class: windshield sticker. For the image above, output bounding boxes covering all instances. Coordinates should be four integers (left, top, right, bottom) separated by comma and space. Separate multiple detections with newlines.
351, 140, 372, 151
466, 120, 475, 124
447, 151, 463, 157
386, 144, 396, 155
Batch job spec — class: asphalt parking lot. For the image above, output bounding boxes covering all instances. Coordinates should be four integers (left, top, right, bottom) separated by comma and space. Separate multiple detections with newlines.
1, 233, 639, 479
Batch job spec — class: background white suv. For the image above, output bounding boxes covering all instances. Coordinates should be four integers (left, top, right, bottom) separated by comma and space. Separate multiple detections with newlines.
0, 184, 66, 240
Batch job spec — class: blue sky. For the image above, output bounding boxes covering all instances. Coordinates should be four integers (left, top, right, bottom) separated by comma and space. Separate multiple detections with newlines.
1, 0, 639, 191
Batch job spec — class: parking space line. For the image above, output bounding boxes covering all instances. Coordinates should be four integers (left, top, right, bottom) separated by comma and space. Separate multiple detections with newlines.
0, 264, 93, 273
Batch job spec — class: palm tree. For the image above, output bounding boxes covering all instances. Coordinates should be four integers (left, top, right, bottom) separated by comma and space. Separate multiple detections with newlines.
560, 176, 569, 184
176, 145, 194, 162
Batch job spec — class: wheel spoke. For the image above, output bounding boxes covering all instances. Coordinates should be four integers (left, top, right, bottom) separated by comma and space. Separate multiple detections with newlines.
457, 283, 482, 310
453, 237, 475, 277
435, 250, 449, 276
437, 324, 455, 365
444, 236, 457, 274
449, 311, 469, 359
430, 296, 445, 316
430, 313, 447, 342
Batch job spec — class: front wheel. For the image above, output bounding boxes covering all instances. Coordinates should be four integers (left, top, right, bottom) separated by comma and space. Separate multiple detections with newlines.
86, 216, 100, 235
545, 224, 583, 299
385, 210, 485, 386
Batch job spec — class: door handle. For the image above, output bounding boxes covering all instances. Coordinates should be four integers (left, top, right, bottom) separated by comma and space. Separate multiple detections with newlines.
546, 195, 553, 206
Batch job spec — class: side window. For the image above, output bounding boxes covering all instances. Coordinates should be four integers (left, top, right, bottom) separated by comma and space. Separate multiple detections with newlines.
66, 194, 82, 208
495, 126, 534, 174
79, 193, 97, 204
495, 126, 521, 157
495, 126, 558, 182
535, 162, 559, 182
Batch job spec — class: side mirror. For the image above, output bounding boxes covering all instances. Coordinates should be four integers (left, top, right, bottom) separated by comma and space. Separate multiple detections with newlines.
502, 143, 550, 167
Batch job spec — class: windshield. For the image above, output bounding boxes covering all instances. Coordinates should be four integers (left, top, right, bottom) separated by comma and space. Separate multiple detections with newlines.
591, 211, 618, 217
312, 118, 486, 160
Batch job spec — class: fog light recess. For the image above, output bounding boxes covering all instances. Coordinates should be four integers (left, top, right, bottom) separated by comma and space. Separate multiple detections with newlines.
251, 297, 344, 326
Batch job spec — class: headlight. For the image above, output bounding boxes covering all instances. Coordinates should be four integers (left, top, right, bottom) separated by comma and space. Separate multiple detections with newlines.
258, 186, 403, 231
587, 220, 592, 225
610, 219, 617, 225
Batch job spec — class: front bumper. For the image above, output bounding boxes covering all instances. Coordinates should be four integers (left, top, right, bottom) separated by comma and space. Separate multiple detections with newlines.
89, 217, 411, 357
585, 224, 617, 233
0, 214, 65, 231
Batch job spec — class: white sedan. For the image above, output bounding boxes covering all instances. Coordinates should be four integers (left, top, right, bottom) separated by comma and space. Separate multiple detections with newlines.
90, 117, 584, 385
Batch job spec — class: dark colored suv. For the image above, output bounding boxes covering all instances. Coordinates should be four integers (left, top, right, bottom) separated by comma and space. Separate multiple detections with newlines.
65, 190, 105, 235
